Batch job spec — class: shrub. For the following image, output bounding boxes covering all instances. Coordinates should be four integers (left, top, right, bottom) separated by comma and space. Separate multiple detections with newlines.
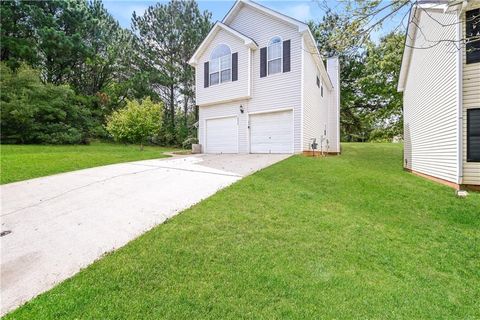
105, 97, 162, 149
0, 63, 96, 144
182, 137, 198, 150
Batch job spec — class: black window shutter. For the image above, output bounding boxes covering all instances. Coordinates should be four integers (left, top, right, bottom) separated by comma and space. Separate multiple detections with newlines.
204, 61, 209, 88
260, 47, 267, 78
283, 40, 291, 72
466, 9, 480, 64
467, 108, 480, 162
232, 52, 238, 81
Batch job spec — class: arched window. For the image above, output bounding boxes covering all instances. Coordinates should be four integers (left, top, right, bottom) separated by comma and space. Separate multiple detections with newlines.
267, 36, 282, 75
209, 44, 231, 85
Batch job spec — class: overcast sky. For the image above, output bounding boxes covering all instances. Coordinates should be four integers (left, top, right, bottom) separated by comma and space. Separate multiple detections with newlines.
103, 0, 407, 41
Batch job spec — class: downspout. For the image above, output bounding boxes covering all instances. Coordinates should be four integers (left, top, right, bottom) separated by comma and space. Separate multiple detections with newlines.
456, 10, 463, 185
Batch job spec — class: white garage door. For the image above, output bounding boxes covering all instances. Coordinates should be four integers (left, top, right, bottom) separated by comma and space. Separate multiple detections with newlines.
250, 110, 293, 154
205, 116, 238, 153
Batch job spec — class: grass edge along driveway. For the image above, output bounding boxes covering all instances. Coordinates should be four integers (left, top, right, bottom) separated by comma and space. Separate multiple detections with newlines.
5, 143, 480, 319
0, 142, 176, 184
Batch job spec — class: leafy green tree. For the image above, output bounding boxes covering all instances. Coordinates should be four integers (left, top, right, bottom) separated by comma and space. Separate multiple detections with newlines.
309, 11, 404, 142
132, 0, 211, 145
1, 0, 127, 96
0, 1, 38, 69
0, 63, 97, 144
361, 32, 404, 141
106, 98, 162, 149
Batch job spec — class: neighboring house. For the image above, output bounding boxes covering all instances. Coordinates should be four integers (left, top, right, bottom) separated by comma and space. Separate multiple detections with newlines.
398, 0, 480, 189
188, 0, 340, 154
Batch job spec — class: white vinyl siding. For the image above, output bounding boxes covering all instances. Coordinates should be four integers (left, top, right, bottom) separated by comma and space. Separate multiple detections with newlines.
249, 110, 293, 153
196, 29, 250, 106
462, 5, 480, 185
195, 2, 339, 154
403, 9, 459, 183
302, 37, 336, 152
227, 4, 303, 152
205, 116, 238, 153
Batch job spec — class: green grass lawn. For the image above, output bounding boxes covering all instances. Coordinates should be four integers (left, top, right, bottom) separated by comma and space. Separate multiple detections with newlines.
0, 142, 176, 184
5, 143, 480, 319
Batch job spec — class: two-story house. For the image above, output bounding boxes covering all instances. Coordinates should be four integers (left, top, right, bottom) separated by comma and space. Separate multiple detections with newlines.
398, 0, 480, 189
188, 0, 340, 154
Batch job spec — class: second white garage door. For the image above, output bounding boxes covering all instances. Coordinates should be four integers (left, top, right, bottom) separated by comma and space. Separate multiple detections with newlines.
249, 110, 293, 154
205, 116, 238, 153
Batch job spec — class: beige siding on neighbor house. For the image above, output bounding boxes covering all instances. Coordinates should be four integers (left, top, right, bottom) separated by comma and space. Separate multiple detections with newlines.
403, 9, 459, 183
462, 6, 480, 185
227, 4, 303, 152
195, 29, 251, 107
302, 37, 332, 151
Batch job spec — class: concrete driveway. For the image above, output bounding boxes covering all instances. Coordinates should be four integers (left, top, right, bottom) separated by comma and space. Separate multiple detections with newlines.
0, 153, 290, 315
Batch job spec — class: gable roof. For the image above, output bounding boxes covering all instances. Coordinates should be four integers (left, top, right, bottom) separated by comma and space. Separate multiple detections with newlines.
188, 22, 258, 66
397, 0, 471, 92
222, 0, 309, 32
188, 0, 334, 90
223, 0, 333, 89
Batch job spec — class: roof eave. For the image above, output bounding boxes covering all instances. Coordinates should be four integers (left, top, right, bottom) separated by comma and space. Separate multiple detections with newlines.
189, 22, 258, 67
301, 29, 334, 90
397, 6, 418, 92
222, 0, 333, 89
397, 1, 462, 91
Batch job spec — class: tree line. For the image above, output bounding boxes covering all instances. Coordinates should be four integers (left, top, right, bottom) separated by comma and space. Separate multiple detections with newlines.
1, 0, 404, 146
1, 0, 211, 145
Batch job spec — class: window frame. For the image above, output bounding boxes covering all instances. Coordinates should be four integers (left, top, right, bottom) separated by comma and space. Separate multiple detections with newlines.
467, 108, 480, 162
209, 44, 232, 86
267, 36, 283, 76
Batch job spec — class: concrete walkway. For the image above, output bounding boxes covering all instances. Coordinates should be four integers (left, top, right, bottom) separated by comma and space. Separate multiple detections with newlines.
0, 153, 290, 315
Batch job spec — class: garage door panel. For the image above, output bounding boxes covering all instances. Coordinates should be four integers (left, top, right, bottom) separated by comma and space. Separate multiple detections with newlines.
250, 110, 293, 154
206, 117, 238, 153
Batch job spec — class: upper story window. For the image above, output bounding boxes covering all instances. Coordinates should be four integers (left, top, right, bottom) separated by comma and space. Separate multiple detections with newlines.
209, 44, 231, 85
466, 9, 480, 64
268, 36, 282, 75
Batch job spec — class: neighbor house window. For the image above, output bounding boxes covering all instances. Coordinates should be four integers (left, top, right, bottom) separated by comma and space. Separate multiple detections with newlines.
467, 108, 480, 162
210, 44, 231, 85
268, 36, 282, 75
466, 9, 480, 64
